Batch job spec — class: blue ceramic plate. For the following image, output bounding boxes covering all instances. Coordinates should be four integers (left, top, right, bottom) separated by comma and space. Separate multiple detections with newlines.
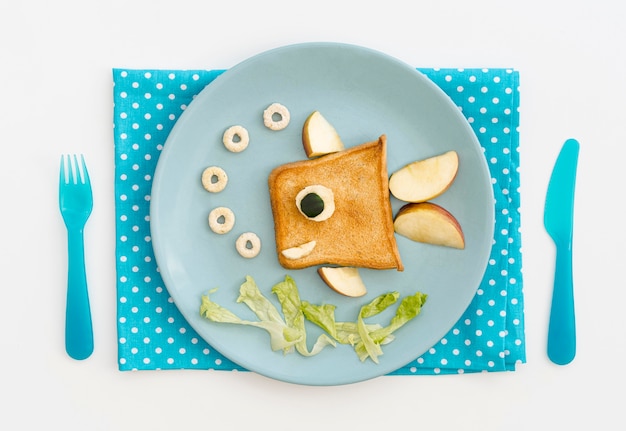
150, 43, 494, 385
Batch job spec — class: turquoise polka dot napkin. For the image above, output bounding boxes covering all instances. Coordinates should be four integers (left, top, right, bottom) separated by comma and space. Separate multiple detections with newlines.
112, 67, 525, 375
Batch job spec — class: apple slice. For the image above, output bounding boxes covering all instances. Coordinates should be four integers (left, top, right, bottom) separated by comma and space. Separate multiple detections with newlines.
318, 266, 367, 297
389, 150, 459, 202
394, 202, 465, 249
302, 111, 345, 158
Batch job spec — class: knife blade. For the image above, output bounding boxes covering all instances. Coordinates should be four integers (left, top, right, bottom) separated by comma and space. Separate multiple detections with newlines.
544, 138, 579, 365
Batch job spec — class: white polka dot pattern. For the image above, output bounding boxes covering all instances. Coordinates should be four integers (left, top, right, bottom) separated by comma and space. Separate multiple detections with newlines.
388, 68, 525, 374
112, 67, 524, 374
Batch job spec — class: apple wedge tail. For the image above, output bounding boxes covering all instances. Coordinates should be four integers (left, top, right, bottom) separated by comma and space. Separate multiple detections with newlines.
393, 202, 465, 249
389, 150, 459, 203
302, 111, 345, 158
318, 266, 367, 297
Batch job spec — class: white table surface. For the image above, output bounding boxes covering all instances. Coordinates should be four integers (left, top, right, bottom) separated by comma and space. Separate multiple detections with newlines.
2, 1, 623, 429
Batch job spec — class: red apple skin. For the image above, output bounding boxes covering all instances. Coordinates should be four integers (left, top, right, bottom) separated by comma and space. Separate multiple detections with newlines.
393, 202, 465, 249
389, 150, 459, 203
317, 266, 367, 297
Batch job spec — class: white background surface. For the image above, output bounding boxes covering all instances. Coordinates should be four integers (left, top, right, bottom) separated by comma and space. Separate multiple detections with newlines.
1, 0, 624, 429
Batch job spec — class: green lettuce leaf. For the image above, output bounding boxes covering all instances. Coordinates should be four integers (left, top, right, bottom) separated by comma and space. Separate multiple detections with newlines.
199, 276, 335, 357
354, 292, 428, 362
272, 276, 336, 356
237, 275, 284, 323
300, 301, 338, 339
199, 275, 427, 364
200, 290, 299, 353
356, 292, 399, 363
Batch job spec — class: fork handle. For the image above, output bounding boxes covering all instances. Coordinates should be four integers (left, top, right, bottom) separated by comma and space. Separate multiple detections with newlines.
65, 227, 94, 360
547, 242, 576, 365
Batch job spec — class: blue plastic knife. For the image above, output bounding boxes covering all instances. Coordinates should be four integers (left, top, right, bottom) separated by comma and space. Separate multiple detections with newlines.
544, 138, 579, 365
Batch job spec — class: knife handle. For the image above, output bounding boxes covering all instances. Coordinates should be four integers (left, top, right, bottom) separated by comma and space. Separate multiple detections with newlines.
547, 243, 576, 365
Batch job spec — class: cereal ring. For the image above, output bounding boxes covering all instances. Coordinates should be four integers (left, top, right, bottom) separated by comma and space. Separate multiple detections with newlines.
201, 166, 228, 193
222, 125, 249, 152
263, 103, 290, 131
236, 232, 261, 258
208, 207, 235, 234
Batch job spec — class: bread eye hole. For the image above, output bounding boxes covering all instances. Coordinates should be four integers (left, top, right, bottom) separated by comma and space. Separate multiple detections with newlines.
295, 185, 335, 222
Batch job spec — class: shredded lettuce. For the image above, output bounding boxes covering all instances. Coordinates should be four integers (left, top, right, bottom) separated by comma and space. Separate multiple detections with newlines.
303, 291, 426, 363
271, 276, 336, 356
300, 301, 338, 339
200, 278, 301, 354
356, 292, 399, 363
354, 292, 428, 362
199, 275, 427, 363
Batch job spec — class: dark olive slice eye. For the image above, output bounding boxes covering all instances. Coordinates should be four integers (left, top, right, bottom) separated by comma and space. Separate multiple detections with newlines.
295, 185, 335, 222
300, 193, 324, 218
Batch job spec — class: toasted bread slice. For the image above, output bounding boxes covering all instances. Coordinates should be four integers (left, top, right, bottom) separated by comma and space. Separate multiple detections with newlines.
268, 135, 403, 271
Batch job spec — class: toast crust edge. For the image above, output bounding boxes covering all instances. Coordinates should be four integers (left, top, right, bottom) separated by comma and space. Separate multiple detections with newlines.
268, 135, 404, 271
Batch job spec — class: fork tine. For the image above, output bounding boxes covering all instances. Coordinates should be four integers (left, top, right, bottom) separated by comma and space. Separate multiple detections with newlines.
79, 154, 90, 186
62, 154, 89, 185
71, 154, 79, 185
60, 154, 67, 185
69, 154, 89, 185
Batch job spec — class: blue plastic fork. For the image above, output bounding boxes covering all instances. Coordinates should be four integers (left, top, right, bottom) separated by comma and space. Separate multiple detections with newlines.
59, 154, 94, 360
